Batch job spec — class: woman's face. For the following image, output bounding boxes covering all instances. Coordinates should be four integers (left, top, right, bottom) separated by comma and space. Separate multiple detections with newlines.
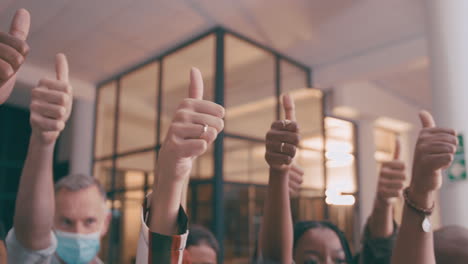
187, 243, 217, 264
293, 228, 348, 264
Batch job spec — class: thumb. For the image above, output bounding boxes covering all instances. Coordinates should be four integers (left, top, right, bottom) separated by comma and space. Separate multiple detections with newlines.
282, 93, 296, 121
419, 110, 436, 128
393, 137, 400, 160
188, 67, 203, 99
9, 8, 30, 41
55, 53, 69, 82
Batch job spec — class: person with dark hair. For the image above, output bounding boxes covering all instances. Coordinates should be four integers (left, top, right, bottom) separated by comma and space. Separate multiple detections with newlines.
293, 221, 353, 264
391, 111, 458, 264
434, 225, 468, 264
185, 224, 219, 264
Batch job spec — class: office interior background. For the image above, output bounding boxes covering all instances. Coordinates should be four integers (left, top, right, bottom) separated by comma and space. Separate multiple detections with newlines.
0, 0, 455, 263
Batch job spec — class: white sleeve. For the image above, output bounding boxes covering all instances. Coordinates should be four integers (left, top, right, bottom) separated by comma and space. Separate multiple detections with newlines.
135, 205, 149, 264
6, 228, 57, 264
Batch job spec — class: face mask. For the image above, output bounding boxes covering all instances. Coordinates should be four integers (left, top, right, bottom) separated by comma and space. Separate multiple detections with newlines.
55, 229, 101, 264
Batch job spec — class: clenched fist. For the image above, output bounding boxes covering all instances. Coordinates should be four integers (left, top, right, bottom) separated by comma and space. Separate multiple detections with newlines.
265, 94, 300, 173
0, 9, 30, 104
157, 68, 225, 184
410, 111, 458, 197
376, 139, 406, 204
30, 54, 72, 144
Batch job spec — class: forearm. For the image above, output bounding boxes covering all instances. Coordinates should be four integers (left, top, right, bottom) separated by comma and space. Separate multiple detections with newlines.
368, 200, 394, 238
13, 135, 55, 250
391, 190, 435, 264
260, 168, 293, 262
149, 175, 185, 236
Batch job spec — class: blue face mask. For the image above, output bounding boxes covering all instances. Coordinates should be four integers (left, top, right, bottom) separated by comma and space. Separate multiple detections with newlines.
55, 230, 101, 264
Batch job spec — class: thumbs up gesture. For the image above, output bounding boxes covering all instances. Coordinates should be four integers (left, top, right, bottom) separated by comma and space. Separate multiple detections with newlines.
376, 139, 406, 205
157, 68, 225, 184
30, 54, 72, 144
0, 9, 30, 104
265, 94, 300, 173
410, 111, 458, 198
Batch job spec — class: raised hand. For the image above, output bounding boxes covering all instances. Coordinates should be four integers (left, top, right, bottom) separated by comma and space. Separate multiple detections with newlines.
289, 164, 304, 197
30, 54, 72, 144
376, 139, 406, 204
148, 68, 225, 238
390, 114, 454, 264
0, 9, 30, 104
265, 94, 300, 172
410, 111, 457, 199
157, 68, 225, 184
260, 94, 300, 263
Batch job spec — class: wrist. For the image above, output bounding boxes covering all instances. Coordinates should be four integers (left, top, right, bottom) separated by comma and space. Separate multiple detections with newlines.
269, 167, 288, 177
30, 133, 56, 149
154, 168, 186, 192
373, 196, 393, 211
154, 177, 185, 193
407, 185, 435, 209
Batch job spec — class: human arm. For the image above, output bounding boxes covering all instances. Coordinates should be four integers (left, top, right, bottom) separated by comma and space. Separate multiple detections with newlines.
13, 54, 72, 250
391, 111, 457, 264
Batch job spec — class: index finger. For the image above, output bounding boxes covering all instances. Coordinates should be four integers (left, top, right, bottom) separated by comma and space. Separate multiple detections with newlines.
55, 53, 69, 82
189, 67, 203, 100
282, 93, 296, 121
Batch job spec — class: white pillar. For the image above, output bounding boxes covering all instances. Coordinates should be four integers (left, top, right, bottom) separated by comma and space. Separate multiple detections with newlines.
69, 98, 96, 175
357, 118, 378, 230
425, 0, 468, 227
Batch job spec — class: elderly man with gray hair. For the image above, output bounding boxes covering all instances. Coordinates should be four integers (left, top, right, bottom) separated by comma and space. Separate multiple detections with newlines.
8, 172, 110, 264
6, 54, 112, 264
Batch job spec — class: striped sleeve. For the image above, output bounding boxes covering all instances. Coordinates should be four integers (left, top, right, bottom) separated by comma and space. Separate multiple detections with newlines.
135, 195, 189, 264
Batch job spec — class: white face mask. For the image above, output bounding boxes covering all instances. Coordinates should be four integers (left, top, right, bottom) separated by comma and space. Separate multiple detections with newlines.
55, 229, 101, 264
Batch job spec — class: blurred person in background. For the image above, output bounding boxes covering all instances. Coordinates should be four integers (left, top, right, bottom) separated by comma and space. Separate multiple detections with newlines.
185, 224, 220, 264
434, 225, 468, 264
357, 139, 405, 264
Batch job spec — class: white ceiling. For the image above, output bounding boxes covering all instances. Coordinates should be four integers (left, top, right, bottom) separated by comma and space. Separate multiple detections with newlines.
0, 0, 430, 108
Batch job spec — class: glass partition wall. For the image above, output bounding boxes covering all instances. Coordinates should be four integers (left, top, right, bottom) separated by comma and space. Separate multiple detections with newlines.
93, 27, 358, 263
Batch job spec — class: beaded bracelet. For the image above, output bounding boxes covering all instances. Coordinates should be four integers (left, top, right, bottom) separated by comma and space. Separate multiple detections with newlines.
403, 187, 435, 232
